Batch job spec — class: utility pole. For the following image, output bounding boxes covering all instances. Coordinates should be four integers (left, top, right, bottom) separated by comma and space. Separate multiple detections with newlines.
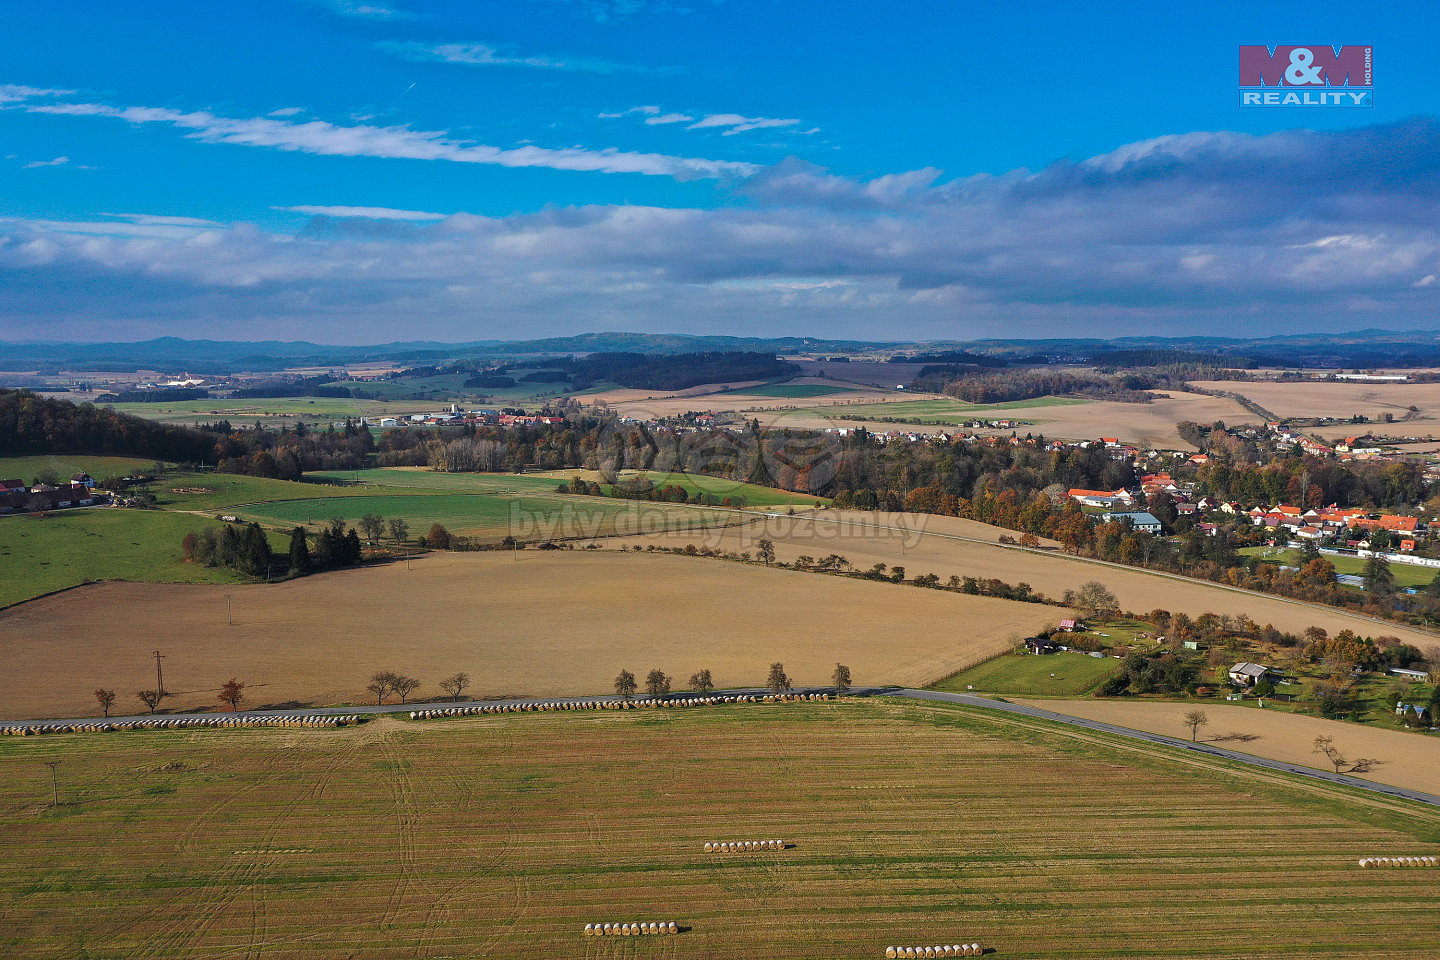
226, 594, 233, 625
43, 760, 60, 806
152, 650, 166, 695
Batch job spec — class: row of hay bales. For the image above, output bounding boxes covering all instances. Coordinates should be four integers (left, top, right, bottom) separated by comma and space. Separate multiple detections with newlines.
1360, 856, 1438, 868
0, 715, 362, 736
887, 945, 982, 958
410, 692, 832, 720
584, 922, 678, 936
704, 840, 784, 852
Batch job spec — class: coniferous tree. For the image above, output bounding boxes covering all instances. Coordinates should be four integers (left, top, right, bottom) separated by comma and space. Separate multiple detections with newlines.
288, 526, 312, 575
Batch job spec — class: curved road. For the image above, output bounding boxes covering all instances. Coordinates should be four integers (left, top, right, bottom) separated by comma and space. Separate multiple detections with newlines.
5, 687, 1438, 808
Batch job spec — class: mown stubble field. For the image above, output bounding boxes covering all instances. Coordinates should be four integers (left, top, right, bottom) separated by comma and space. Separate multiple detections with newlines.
3, 701, 1438, 959
1018, 698, 1440, 797
633, 510, 1440, 650
0, 551, 1058, 719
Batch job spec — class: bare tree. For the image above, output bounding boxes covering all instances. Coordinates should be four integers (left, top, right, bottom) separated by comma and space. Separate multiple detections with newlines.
439, 672, 470, 701
94, 688, 117, 718
358, 513, 385, 543
218, 677, 247, 712
387, 517, 410, 543
767, 662, 791, 694
1183, 709, 1209, 742
615, 669, 637, 701
393, 676, 421, 704
1313, 734, 1347, 773
645, 669, 671, 697
367, 671, 398, 705
757, 539, 776, 566
136, 689, 168, 714
689, 668, 714, 694
832, 663, 851, 695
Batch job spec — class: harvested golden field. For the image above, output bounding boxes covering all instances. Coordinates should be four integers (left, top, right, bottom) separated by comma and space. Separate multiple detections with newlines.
1191, 379, 1440, 422
0, 550, 1056, 720
1023, 698, 1440, 797
4, 701, 1438, 959
632, 509, 1440, 648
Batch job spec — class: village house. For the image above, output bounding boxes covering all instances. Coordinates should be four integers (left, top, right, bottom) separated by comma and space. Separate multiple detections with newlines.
1228, 662, 1272, 687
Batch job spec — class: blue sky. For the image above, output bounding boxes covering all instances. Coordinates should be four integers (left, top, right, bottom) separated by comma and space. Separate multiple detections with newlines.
3, 1, 1439, 344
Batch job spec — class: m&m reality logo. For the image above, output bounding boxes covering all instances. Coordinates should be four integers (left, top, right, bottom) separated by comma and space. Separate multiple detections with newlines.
1239, 45, 1372, 107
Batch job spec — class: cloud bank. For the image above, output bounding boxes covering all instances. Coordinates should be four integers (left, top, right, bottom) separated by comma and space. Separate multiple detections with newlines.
3, 119, 1439, 342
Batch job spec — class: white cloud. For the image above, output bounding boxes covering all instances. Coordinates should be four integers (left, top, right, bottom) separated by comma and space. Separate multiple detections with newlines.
278, 204, 449, 221
0, 83, 73, 103
314, 0, 414, 21
269, 107, 306, 117
378, 40, 640, 74
601, 105, 808, 135
688, 113, 800, 135
21, 156, 69, 169
21, 98, 757, 180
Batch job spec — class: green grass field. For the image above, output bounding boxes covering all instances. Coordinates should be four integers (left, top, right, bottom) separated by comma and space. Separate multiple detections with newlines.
0, 510, 259, 608
238, 492, 739, 541
608, 470, 828, 507
0, 455, 165, 483
100, 396, 425, 428
150, 472, 412, 512
307, 467, 566, 494
931, 650, 1121, 696
4, 700, 1437, 959
1241, 546, 1440, 589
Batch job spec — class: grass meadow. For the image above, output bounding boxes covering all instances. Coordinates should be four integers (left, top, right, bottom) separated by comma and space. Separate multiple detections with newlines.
3, 700, 1438, 959
237, 492, 738, 540
931, 650, 1121, 697
0, 510, 259, 608
1241, 546, 1440, 590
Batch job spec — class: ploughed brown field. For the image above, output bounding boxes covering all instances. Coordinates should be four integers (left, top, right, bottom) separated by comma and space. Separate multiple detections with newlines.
1190, 378, 1440, 423
1021, 698, 1440, 797
632, 510, 1440, 648
4, 701, 1438, 959
0, 550, 1058, 720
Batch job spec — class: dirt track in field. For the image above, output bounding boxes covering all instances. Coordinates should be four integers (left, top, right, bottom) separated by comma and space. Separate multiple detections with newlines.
1024, 698, 1440, 797
0, 550, 1058, 720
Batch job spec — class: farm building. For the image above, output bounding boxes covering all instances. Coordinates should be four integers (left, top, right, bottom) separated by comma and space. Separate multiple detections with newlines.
1025, 637, 1057, 655
1100, 510, 1163, 534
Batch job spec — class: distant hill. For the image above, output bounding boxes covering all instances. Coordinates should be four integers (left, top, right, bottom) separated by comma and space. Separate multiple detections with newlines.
7, 328, 1440, 373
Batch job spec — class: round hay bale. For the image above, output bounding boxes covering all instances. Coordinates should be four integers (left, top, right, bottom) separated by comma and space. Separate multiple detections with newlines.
584, 923, 594, 935
704, 842, 713, 852
886, 948, 898, 958
971, 943, 982, 955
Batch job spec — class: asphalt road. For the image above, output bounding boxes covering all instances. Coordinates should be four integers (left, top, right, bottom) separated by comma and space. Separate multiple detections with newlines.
6, 687, 1438, 808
